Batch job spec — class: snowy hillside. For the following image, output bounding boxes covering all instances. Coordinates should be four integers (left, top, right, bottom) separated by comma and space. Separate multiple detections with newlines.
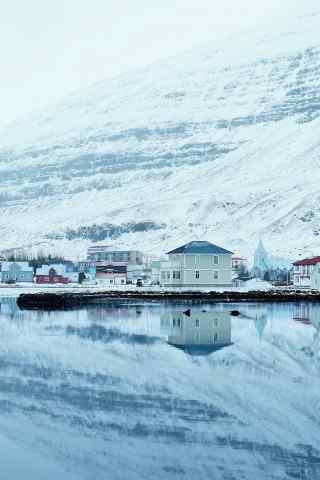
1, 7, 320, 259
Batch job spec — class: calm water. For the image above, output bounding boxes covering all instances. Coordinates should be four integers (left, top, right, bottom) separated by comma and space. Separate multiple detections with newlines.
0, 297, 319, 479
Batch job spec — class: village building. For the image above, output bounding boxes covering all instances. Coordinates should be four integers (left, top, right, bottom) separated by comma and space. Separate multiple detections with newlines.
232, 255, 248, 273
78, 261, 97, 283
151, 260, 162, 284
311, 263, 320, 290
35, 264, 70, 284
127, 264, 151, 284
0, 262, 34, 283
160, 240, 233, 288
293, 257, 320, 288
95, 263, 127, 285
87, 246, 144, 265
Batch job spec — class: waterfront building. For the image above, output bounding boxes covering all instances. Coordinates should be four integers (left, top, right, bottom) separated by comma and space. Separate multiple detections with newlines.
95, 263, 127, 285
0, 262, 34, 283
293, 256, 320, 288
160, 240, 233, 288
35, 264, 70, 284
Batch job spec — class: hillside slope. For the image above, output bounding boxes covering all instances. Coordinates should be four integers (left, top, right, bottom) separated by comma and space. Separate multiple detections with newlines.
1, 7, 320, 259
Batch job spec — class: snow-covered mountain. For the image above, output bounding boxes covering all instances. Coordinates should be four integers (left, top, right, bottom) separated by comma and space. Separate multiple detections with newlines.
1, 6, 320, 259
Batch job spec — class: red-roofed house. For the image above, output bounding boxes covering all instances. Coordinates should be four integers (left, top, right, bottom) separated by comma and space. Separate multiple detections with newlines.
293, 257, 320, 288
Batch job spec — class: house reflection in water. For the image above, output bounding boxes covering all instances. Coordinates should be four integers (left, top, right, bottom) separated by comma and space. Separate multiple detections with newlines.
293, 303, 320, 338
162, 310, 232, 355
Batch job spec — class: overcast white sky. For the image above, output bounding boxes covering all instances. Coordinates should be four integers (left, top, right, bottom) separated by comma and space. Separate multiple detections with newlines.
0, 0, 306, 128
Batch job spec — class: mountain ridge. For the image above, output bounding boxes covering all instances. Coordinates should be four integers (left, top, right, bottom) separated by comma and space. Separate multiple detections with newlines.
1, 7, 320, 259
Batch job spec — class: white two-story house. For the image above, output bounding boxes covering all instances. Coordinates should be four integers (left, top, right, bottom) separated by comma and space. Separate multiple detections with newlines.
293, 256, 320, 288
160, 240, 233, 288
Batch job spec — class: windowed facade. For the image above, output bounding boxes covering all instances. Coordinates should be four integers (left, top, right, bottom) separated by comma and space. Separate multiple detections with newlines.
195, 319, 200, 328
160, 244, 233, 287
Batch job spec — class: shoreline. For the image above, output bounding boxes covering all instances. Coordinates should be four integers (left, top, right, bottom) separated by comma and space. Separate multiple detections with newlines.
16, 289, 320, 310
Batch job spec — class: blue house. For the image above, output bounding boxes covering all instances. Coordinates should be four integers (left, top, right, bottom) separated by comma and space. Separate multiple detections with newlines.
0, 262, 34, 283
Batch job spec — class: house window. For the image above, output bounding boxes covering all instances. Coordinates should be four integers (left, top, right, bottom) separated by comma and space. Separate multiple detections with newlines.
213, 333, 218, 343
214, 318, 218, 327
167, 272, 171, 280
213, 256, 219, 265
173, 271, 181, 280
213, 271, 219, 280
195, 270, 200, 279
195, 319, 200, 328
161, 271, 166, 280
110, 279, 114, 284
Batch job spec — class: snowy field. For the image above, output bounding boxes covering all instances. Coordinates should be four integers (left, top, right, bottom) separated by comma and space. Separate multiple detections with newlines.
0, 278, 273, 297
0, 297, 319, 479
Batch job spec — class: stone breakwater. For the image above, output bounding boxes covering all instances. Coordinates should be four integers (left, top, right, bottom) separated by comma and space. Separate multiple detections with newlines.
17, 290, 320, 310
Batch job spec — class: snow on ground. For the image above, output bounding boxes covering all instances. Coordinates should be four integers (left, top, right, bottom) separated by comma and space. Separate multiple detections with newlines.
0, 280, 274, 297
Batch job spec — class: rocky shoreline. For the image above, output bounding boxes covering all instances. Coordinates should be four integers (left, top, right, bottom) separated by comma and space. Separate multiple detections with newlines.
16, 289, 320, 310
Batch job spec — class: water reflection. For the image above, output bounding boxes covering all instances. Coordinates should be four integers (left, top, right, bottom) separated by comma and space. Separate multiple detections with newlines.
0, 297, 320, 479
162, 309, 232, 355
0, 295, 22, 315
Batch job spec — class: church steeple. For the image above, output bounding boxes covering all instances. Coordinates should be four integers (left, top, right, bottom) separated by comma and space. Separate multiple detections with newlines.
253, 236, 269, 278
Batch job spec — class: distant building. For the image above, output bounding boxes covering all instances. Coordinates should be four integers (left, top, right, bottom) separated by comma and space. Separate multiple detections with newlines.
232, 256, 248, 273
127, 264, 151, 283
293, 256, 320, 288
78, 261, 97, 283
0, 262, 34, 283
253, 238, 269, 278
96, 263, 127, 285
151, 260, 162, 284
87, 246, 144, 265
36, 264, 69, 284
160, 240, 233, 288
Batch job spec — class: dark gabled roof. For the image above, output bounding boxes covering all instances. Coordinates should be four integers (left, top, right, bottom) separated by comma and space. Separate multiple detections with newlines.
96, 264, 127, 274
167, 241, 233, 255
